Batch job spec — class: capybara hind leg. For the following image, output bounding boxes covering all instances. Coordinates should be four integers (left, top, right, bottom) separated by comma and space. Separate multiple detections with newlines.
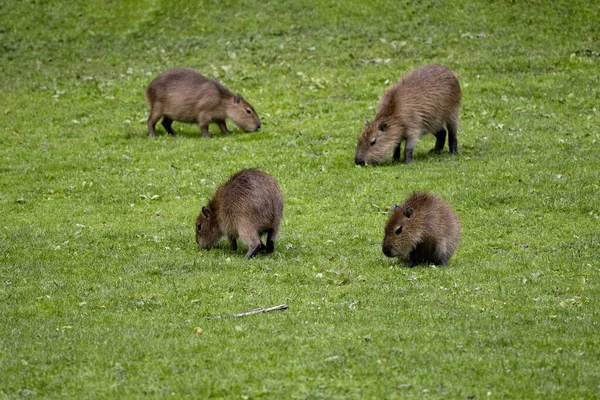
266, 230, 277, 254
200, 124, 211, 139
147, 107, 162, 138
228, 237, 238, 252
161, 117, 178, 136
433, 128, 447, 153
239, 226, 265, 258
403, 137, 417, 164
435, 243, 450, 266
245, 241, 265, 258
217, 120, 230, 134
447, 119, 458, 154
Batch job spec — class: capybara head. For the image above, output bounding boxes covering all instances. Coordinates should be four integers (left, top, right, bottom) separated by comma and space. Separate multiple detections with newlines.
382, 204, 423, 258
227, 94, 261, 132
195, 205, 222, 248
355, 119, 396, 165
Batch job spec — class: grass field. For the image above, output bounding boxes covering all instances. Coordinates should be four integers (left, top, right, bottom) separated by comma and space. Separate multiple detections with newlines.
1, 0, 599, 398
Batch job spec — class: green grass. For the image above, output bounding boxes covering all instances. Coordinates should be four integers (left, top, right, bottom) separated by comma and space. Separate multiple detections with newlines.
1, 0, 599, 398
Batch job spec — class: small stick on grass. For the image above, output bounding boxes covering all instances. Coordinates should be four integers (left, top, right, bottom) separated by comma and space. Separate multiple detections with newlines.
205, 304, 288, 320
232, 304, 288, 317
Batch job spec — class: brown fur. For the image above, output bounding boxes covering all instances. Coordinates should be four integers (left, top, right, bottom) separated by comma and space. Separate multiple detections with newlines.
355, 64, 461, 165
146, 68, 261, 138
382, 192, 460, 267
195, 168, 283, 258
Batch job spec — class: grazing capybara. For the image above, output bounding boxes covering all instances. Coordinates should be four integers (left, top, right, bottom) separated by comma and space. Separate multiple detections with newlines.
195, 168, 283, 258
355, 64, 461, 165
146, 68, 261, 138
382, 192, 460, 267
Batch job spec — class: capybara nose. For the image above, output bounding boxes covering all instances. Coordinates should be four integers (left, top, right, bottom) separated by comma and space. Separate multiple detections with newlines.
382, 245, 393, 257
355, 157, 365, 166
256, 122, 261, 130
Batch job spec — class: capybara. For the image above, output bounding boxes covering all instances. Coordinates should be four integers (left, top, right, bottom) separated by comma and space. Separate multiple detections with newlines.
146, 68, 261, 138
195, 168, 283, 258
355, 64, 461, 165
382, 192, 460, 267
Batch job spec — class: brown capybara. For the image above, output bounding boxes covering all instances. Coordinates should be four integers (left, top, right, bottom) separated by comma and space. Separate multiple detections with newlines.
195, 168, 283, 258
355, 64, 461, 165
146, 68, 261, 138
382, 192, 460, 267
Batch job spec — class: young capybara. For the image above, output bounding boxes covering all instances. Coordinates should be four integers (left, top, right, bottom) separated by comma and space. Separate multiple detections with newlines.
382, 192, 460, 267
355, 64, 461, 165
195, 168, 283, 258
146, 68, 261, 138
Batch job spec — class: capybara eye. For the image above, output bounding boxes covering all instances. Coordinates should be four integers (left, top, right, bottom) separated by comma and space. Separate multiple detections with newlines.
196, 223, 201, 231
395, 226, 402, 235
246, 108, 252, 114
370, 138, 377, 147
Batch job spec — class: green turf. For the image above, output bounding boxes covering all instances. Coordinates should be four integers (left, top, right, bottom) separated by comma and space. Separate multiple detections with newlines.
1, 0, 599, 398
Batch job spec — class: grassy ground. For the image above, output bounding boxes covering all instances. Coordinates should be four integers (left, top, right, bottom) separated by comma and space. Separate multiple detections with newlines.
1, 0, 599, 398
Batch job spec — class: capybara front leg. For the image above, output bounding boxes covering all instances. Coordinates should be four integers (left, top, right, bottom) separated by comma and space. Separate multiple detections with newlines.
447, 119, 458, 154
433, 128, 447, 153
393, 142, 402, 163
162, 117, 178, 136
217, 120, 230, 134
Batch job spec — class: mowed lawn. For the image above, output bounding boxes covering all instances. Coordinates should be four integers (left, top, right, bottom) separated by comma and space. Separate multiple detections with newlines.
1, 0, 599, 398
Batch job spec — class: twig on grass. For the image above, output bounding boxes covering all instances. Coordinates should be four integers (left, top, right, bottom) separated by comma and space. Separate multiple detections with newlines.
205, 304, 288, 320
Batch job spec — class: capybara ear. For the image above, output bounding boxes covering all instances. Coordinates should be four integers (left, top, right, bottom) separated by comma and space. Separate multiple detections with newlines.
404, 207, 413, 218
365, 119, 370, 126
378, 121, 388, 132
234, 93, 242, 104
202, 206, 211, 218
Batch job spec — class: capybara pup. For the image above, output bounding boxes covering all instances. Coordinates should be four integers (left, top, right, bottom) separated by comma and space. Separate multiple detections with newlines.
146, 68, 261, 138
195, 168, 283, 258
355, 64, 461, 165
382, 192, 460, 267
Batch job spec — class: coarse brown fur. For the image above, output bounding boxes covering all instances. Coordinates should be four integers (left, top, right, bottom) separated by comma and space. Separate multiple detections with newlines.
195, 168, 283, 258
382, 192, 460, 267
146, 68, 261, 138
355, 64, 461, 165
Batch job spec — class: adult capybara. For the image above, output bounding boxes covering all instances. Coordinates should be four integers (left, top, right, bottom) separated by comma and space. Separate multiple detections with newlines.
195, 168, 283, 258
382, 192, 460, 267
146, 68, 261, 138
355, 64, 461, 165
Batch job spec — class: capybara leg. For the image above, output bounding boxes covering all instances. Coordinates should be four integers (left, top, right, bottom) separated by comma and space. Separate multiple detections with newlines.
200, 124, 211, 139
217, 120, 230, 134
393, 143, 402, 162
447, 119, 458, 154
435, 243, 449, 266
229, 237, 238, 252
266, 230, 276, 254
403, 137, 417, 164
161, 117, 178, 136
245, 241, 265, 259
407, 250, 417, 268
265, 220, 280, 254
433, 128, 447, 153
147, 108, 162, 138
239, 226, 265, 258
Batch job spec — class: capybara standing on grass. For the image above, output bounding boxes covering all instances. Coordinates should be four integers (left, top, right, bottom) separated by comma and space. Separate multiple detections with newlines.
195, 168, 283, 258
146, 68, 261, 138
382, 192, 460, 267
355, 64, 461, 165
